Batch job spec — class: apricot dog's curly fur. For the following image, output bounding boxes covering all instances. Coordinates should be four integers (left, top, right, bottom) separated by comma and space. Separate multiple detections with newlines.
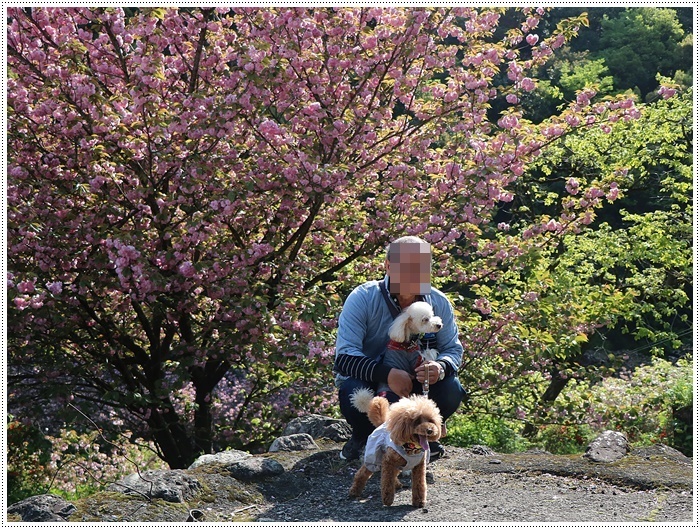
348, 390, 442, 507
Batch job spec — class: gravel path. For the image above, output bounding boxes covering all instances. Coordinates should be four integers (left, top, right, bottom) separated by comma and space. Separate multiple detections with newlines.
254, 444, 694, 523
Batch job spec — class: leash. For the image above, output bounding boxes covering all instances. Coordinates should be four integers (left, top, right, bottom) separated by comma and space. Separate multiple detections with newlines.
419, 342, 430, 396
423, 362, 430, 396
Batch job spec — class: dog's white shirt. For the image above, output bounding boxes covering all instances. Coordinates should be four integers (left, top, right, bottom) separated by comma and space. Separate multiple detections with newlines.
363, 422, 427, 472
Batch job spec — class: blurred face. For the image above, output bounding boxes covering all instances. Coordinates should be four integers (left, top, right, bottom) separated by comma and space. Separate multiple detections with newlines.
387, 242, 431, 297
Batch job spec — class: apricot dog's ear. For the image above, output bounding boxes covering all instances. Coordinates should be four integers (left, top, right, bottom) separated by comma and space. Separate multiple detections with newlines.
385, 403, 418, 446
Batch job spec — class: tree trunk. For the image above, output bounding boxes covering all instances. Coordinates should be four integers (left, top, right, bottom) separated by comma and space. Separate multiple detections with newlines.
148, 405, 198, 469
193, 391, 213, 455
191, 359, 230, 457
522, 370, 571, 438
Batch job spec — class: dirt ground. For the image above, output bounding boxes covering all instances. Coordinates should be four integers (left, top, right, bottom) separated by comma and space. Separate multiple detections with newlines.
48, 440, 693, 523
252, 442, 694, 523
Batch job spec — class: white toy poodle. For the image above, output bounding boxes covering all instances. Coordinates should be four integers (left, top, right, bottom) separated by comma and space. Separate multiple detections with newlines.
375, 301, 443, 397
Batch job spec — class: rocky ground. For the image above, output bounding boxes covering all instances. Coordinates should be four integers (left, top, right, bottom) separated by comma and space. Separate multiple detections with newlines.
252, 442, 694, 523
11, 439, 693, 523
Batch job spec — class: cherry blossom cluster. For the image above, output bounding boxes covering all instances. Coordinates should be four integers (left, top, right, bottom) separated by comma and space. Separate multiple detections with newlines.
7, 7, 652, 460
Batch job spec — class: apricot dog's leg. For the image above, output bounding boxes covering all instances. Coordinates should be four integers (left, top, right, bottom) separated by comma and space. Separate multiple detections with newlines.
349, 465, 373, 498
411, 456, 428, 507
380, 449, 406, 506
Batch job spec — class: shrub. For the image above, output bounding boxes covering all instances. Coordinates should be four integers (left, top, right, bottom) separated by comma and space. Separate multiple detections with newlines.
7, 418, 53, 504
554, 356, 693, 454
445, 413, 530, 453
448, 356, 692, 456
529, 423, 596, 454
7, 420, 167, 503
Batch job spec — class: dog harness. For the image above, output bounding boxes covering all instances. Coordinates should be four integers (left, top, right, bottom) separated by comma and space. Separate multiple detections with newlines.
363, 422, 427, 473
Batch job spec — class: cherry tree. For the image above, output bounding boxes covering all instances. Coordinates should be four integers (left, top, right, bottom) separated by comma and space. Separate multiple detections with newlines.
8, 7, 641, 468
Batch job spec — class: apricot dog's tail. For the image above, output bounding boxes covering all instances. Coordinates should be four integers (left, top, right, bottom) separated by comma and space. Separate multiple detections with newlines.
350, 388, 389, 428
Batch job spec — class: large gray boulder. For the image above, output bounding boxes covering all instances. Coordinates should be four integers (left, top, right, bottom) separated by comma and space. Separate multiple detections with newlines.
269, 433, 318, 452
583, 430, 629, 463
8, 494, 76, 522
225, 457, 285, 481
283, 414, 352, 442
108, 469, 203, 503
189, 449, 251, 470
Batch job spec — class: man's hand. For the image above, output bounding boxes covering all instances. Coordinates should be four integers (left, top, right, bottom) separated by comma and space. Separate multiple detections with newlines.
387, 368, 413, 397
415, 361, 443, 385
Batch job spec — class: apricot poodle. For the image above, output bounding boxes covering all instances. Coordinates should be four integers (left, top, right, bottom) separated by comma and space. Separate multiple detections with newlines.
348, 388, 442, 507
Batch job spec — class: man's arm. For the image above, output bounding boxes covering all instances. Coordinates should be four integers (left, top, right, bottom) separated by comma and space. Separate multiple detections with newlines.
334, 286, 391, 382
334, 285, 413, 396
433, 294, 464, 377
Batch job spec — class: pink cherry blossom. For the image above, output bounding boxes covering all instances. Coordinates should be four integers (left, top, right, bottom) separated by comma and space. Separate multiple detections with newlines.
658, 85, 677, 99
46, 281, 63, 295
17, 280, 35, 294
498, 114, 520, 130
550, 34, 566, 49
14, 297, 29, 310
520, 77, 536, 91
565, 178, 580, 195
178, 262, 197, 278
474, 298, 492, 315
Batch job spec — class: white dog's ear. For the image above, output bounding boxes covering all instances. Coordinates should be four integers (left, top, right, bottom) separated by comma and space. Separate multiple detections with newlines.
388, 312, 412, 343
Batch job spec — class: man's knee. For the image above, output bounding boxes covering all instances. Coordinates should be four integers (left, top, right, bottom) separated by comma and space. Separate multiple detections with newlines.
339, 378, 374, 403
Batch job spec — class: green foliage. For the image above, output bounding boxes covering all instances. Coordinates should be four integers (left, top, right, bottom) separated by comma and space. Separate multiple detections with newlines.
596, 8, 690, 96
451, 357, 691, 456
445, 413, 530, 453
528, 89, 692, 355
555, 356, 693, 455
531, 424, 596, 455
459, 88, 691, 434
558, 57, 614, 97
7, 418, 54, 504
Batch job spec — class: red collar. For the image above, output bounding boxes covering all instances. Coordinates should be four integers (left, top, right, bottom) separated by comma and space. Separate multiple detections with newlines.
387, 339, 421, 353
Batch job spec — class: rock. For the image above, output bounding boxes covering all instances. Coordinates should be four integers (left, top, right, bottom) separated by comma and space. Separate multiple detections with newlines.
269, 433, 318, 452
226, 457, 285, 481
8, 494, 76, 522
583, 430, 629, 463
108, 469, 203, 503
470, 445, 495, 456
524, 447, 552, 455
283, 414, 352, 442
189, 449, 251, 470
631, 443, 692, 464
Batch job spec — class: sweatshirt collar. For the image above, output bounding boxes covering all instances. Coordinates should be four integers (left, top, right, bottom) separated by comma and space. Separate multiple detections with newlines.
384, 275, 426, 310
